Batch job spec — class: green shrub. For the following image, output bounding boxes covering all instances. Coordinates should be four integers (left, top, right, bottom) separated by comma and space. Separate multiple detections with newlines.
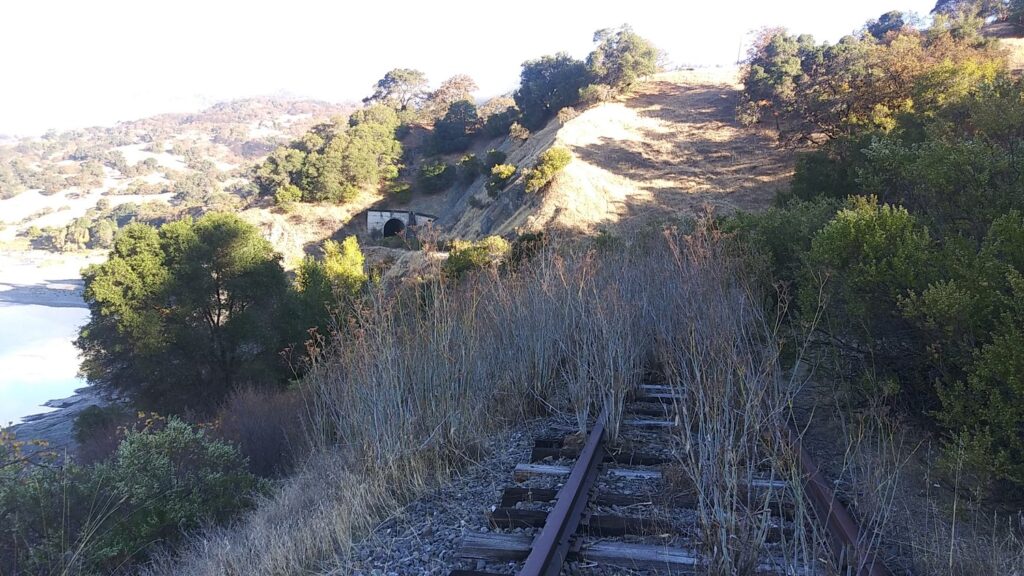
0, 419, 258, 572
806, 196, 934, 316
483, 106, 520, 138
417, 161, 456, 194
859, 135, 1019, 242
95, 418, 259, 564
443, 236, 510, 279
803, 196, 936, 403
939, 280, 1024, 486
486, 163, 517, 194
524, 146, 572, 193
502, 231, 546, 272
898, 212, 1024, 487
484, 149, 507, 170
939, 291, 1024, 480
296, 237, 368, 330
274, 183, 303, 205
457, 154, 482, 185
722, 197, 840, 288
580, 83, 615, 106
787, 148, 863, 203
0, 452, 103, 574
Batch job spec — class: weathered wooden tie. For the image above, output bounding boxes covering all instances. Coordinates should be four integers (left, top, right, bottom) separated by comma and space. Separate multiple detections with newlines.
626, 403, 676, 417
459, 533, 808, 575
639, 384, 677, 395
514, 462, 662, 482
489, 507, 675, 537
530, 445, 671, 466
623, 417, 677, 428
458, 533, 701, 573
634, 392, 683, 404
499, 486, 655, 508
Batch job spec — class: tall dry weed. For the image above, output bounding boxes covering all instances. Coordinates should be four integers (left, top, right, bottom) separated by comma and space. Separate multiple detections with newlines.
650, 220, 836, 574
144, 218, 852, 575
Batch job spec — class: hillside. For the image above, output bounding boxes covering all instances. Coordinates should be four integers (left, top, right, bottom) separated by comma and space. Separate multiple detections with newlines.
445, 68, 794, 239
0, 98, 354, 271
0, 70, 793, 282
7, 11, 1024, 575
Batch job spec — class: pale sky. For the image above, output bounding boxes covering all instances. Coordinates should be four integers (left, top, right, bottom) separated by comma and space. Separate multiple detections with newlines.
0, 0, 937, 136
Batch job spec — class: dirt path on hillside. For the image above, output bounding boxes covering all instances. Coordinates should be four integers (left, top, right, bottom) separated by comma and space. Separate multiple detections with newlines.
520, 69, 794, 235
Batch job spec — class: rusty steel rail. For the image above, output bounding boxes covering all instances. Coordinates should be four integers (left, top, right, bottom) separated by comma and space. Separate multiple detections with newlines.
517, 407, 608, 576
784, 425, 891, 576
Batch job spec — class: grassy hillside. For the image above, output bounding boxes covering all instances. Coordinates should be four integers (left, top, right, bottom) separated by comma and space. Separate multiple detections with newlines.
0, 98, 354, 259
446, 69, 794, 240
6, 13, 1024, 575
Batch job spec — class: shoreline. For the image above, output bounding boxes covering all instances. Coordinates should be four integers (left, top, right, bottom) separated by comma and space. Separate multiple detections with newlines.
0, 249, 101, 309
0, 249, 104, 449
0, 279, 86, 308
8, 386, 111, 454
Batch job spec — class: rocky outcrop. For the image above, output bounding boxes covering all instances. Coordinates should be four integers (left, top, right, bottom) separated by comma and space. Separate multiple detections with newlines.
9, 387, 111, 456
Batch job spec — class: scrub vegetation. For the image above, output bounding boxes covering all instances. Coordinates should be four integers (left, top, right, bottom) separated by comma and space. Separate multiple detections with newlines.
4, 7, 1024, 575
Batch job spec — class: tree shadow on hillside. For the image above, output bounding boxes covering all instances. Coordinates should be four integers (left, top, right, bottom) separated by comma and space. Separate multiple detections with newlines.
625, 82, 739, 125
563, 81, 793, 230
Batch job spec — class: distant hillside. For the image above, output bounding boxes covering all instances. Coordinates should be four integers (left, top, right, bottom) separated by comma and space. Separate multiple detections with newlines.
0, 98, 355, 257
440, 69, 794, 240
0, 69, 796, 283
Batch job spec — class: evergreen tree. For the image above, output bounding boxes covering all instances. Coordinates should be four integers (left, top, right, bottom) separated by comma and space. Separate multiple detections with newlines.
77, 214, 292, 412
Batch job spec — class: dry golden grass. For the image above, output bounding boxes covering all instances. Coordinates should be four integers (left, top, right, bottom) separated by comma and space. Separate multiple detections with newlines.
1000, 37, 1024, 73
144, 219, 821, 575
237, 189, 381, 269
451, 69, 794, 239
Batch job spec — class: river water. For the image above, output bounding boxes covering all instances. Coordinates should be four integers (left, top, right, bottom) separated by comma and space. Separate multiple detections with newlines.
0, 303, 89, 425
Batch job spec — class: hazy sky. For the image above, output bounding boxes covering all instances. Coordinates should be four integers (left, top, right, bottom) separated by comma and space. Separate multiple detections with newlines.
0, 0, 937, 136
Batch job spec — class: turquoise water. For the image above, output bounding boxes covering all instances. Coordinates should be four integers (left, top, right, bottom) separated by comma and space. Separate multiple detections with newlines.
0, 303, 89, 425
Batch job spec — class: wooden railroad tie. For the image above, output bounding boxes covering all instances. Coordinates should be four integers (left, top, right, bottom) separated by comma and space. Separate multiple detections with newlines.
514, 462, 662, 482
458, 532, 701, 572
489, 507, 675, 537
529, 445, 672, 466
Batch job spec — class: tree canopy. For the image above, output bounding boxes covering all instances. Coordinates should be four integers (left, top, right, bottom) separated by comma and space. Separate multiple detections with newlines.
932, 0, 1022, 20
867, 10, 906, 40
587, 25, 660, 90
254, 106, 402, 204
425, 74, 478, 120
77, 213, 293, 412
732, 11, 1024, 489
514, 53, 590, 130
296, 236, 368, 331
738, 18, 1002, 143
432, 100, 479, 153
364, 68, 430, 110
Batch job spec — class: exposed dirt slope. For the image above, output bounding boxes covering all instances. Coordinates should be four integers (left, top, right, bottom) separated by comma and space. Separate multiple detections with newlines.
449, 68, 794, 239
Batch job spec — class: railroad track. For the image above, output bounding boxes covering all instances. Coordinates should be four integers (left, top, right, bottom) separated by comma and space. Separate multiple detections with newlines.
447, 384, 890, 576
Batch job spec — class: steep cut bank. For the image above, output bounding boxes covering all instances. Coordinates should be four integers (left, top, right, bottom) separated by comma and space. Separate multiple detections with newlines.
448, 68, 794, 239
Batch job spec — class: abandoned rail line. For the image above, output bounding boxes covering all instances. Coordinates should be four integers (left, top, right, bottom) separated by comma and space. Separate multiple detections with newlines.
446, 383, 890, 576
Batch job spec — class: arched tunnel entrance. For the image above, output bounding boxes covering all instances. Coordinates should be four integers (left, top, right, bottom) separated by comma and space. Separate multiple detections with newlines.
382, 218, 406, 237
